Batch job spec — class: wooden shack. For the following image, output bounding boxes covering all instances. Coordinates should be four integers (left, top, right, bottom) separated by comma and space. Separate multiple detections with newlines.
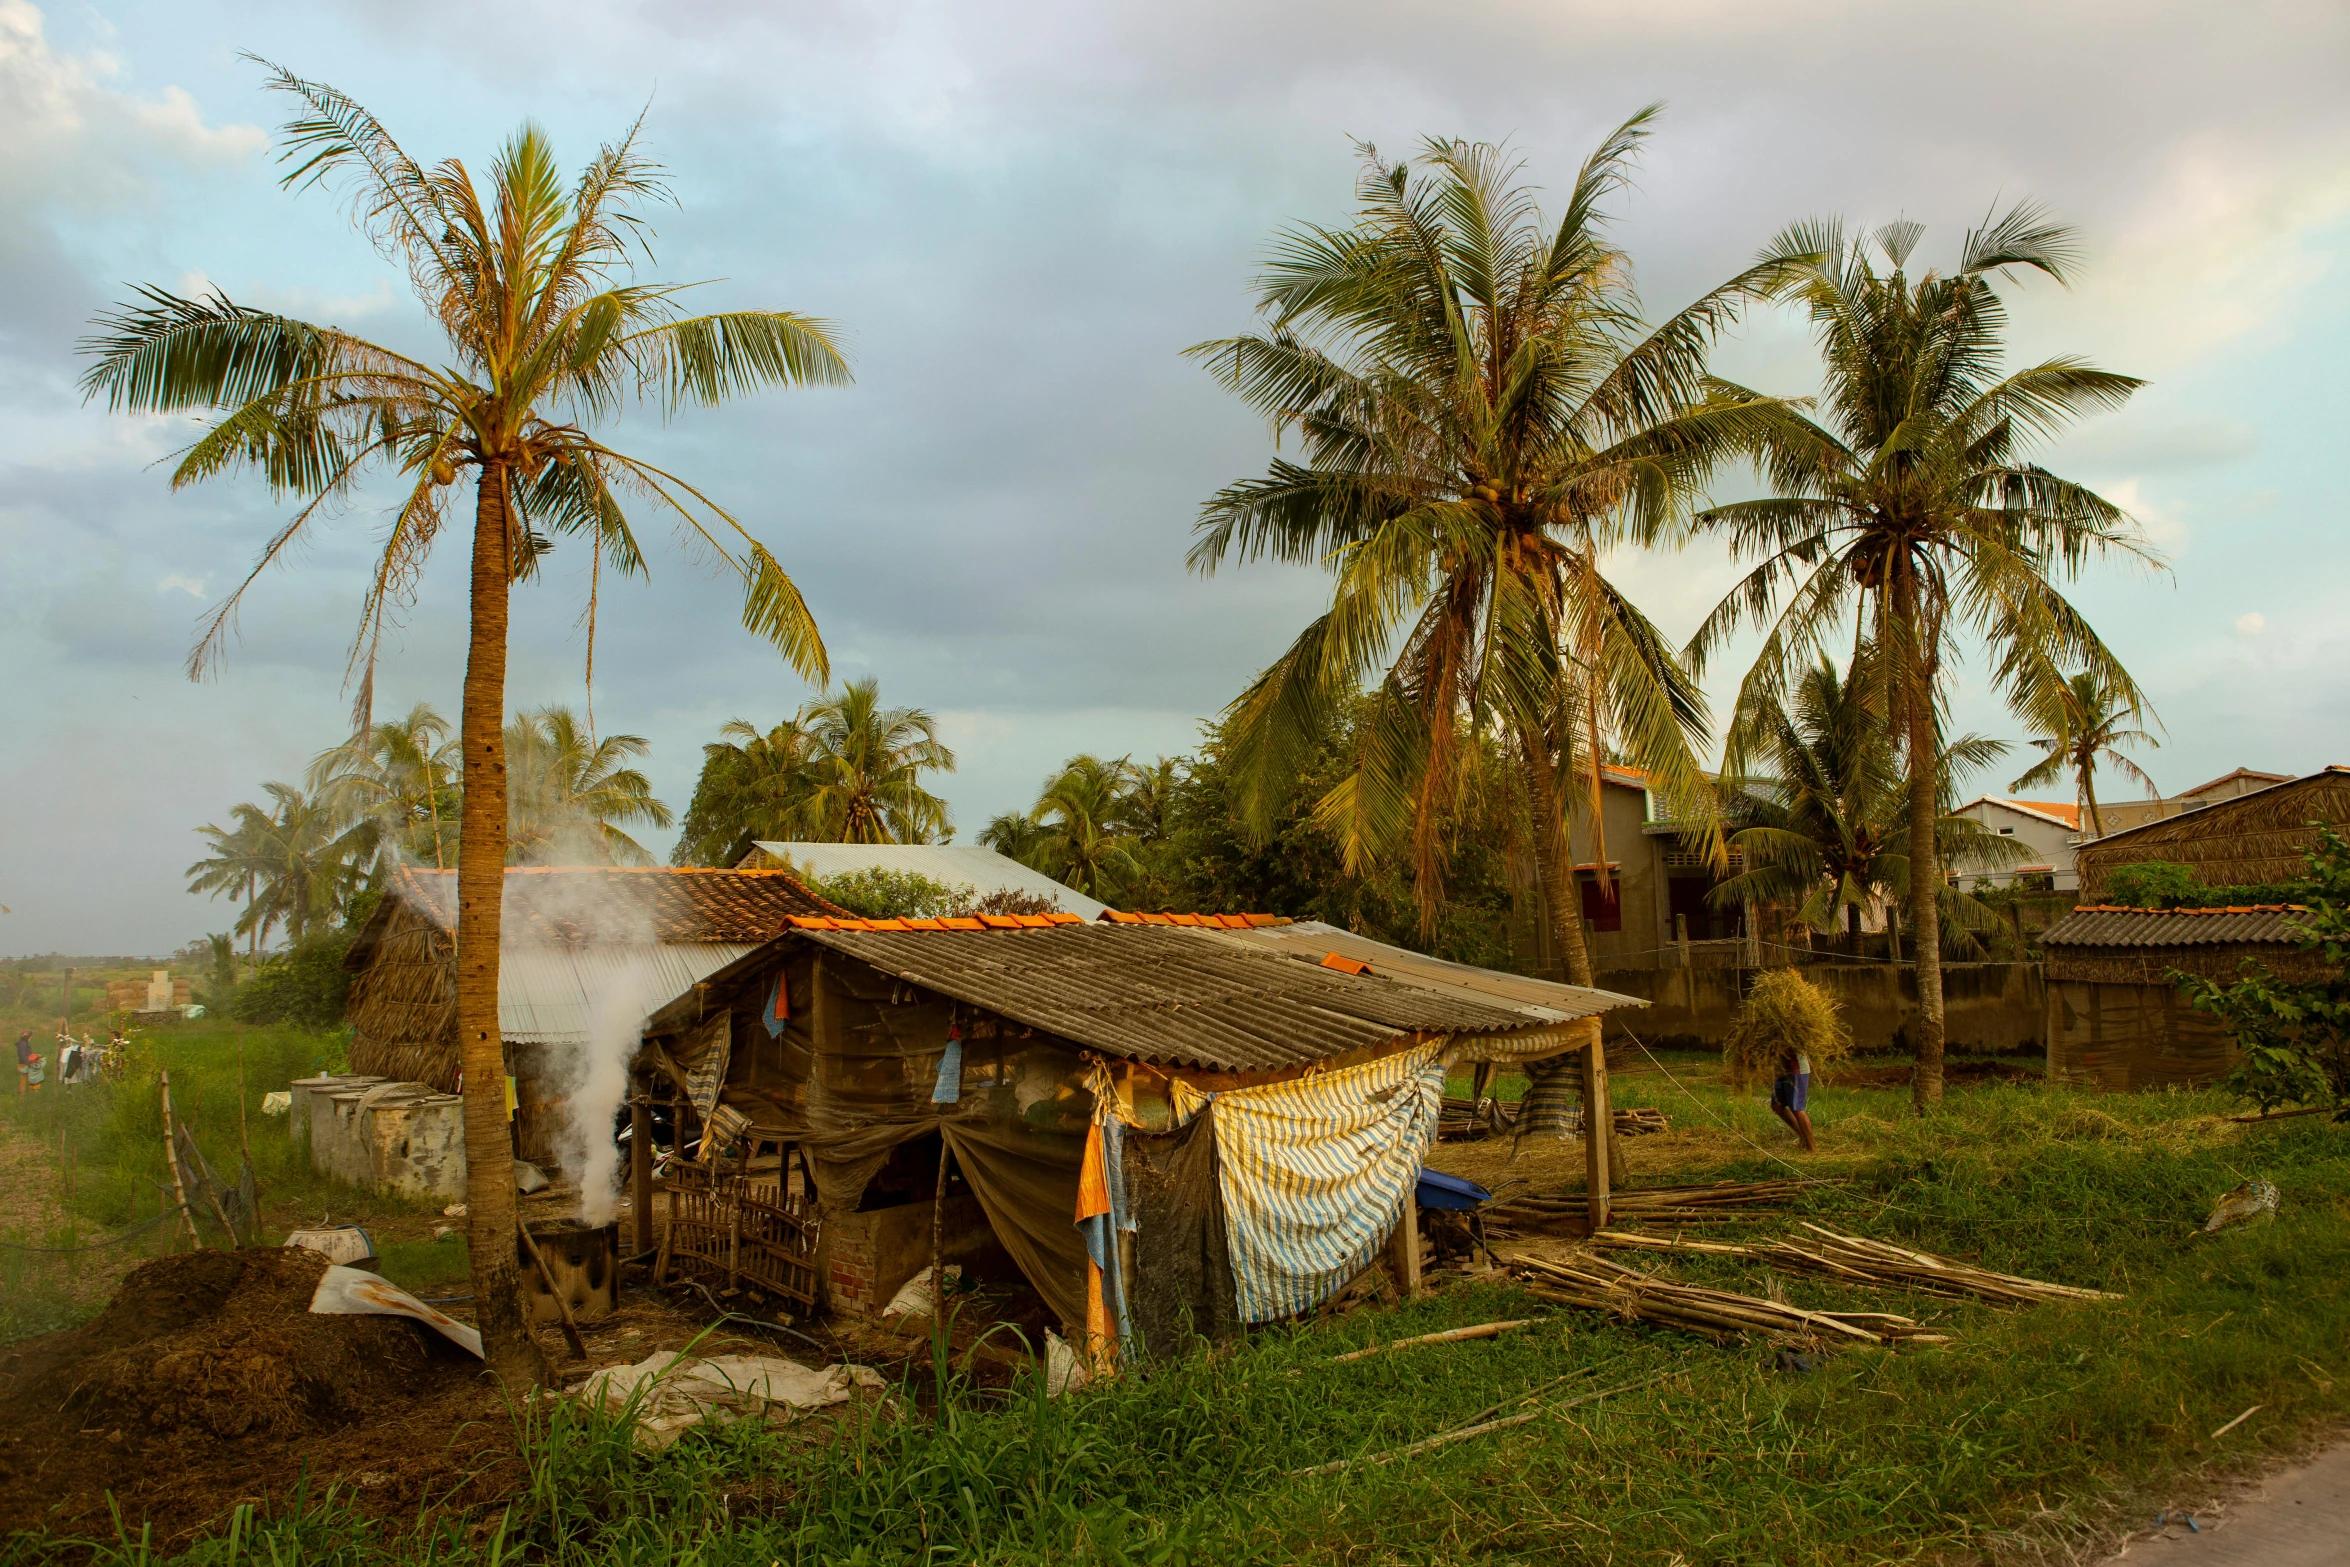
342, 865, 840, 1165
2074, 766, 2350, 899
2040, 905, 2328, 1089
635, 914, 1639, 1360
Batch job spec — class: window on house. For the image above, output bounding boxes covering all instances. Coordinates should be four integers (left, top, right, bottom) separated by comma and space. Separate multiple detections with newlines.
1578, 875, 1622, 933
1999, 827, 2015, 835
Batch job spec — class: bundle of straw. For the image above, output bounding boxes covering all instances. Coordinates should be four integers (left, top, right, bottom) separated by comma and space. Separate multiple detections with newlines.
1722, 969, 1853, 1087
1507, 1252, 1944, 1346
1591, 1222, 2121, 1305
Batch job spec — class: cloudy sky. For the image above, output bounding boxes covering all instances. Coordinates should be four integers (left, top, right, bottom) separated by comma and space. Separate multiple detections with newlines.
4, 0, 2346, 955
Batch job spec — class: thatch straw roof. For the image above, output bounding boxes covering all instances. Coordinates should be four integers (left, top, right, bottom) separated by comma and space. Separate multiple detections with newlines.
2075, 767, 2350, 898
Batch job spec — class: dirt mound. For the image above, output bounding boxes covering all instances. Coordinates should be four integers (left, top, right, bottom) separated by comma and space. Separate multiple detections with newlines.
0, 1248, 511, 1543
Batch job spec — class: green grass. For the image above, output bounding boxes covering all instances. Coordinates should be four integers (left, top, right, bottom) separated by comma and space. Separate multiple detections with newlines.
7, 1072, 2348, 1565
0, 1020, 461, 1338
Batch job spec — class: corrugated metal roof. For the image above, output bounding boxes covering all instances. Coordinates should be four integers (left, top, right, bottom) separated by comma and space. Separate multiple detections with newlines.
2040, 906, 2307, 949
791, 922, 1619, 1071
749, 843, 1109, 920
389, 864, 839, 943
1209, 920, 1640, 1024
496, 943, 758, 1044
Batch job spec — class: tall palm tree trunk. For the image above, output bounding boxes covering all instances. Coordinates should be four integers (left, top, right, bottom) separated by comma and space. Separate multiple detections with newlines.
1520, 728, 1620, 1221
1896, 599, 1947, 1112
457, 467, 546, 1384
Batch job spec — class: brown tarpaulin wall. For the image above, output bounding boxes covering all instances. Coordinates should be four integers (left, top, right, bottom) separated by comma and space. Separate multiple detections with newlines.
1123, 1106, 1238, 1355
799, 1109, 1088, 1330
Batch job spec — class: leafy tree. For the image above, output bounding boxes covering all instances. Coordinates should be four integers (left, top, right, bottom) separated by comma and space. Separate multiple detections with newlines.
977, 810, 1049, 866
503, 705, 672, 864
2011, 671, 2158, 839
1688, 210, 2150, 1108
1714, 649, 2023, 950
810, 868, 980, 920
84, 69, 848, 1380
1145, 699, 1523, 970
2180, 824, 2350, 1116
1187, 120, 1780, 994
996, 755, 1147, 902
2104, 861, 2203, 909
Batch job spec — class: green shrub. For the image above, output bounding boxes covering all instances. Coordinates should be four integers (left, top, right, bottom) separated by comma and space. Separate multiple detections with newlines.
230, 933, 355, 1029
2105, 860, 2301, 909
811, 867, 981, 919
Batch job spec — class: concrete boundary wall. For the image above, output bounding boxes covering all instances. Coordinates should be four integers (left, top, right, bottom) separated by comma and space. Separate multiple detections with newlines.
1595, 962, 2045, 1056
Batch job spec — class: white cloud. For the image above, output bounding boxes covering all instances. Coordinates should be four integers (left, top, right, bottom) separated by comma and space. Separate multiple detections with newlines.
0, 0, 263, 212
156, 573, 205, 597
2236, 611, 2268, 636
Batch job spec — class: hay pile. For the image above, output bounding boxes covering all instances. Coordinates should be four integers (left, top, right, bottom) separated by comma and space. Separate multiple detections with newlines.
1722, 969, 1852, 1087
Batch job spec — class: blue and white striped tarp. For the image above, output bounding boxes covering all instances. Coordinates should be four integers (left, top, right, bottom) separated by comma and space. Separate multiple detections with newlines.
1213, 1044, 1446, 1323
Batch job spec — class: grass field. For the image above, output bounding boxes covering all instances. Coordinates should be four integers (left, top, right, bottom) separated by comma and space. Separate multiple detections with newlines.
0, 1017, 467, 1341
3, 1029, 2344, 1565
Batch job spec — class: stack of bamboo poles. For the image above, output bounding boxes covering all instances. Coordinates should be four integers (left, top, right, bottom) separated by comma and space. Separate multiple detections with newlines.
1488, 1177, 1843, 1233
1438, 1100, 1671, 1142
1592, 1222, 2122, 1306
1509, 1252, 1946, 1346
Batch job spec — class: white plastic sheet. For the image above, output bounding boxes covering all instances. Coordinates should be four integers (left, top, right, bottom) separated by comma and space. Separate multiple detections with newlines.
578, 1352, 885, 1447
308, 1263, 484, 1357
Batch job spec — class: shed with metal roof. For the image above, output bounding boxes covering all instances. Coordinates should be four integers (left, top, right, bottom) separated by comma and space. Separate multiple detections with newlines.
631, 917, 1640, 1342
2039, 904, 2327, 1090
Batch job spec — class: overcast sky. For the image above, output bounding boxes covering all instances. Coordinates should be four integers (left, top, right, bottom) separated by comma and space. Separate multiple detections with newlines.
4, 0, 2346, 956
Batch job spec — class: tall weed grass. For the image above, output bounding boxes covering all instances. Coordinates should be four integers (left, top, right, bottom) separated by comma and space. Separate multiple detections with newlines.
7, 1083, 2346, 1565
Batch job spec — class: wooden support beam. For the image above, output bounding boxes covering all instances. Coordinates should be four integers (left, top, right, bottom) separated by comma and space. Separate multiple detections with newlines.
1580, 1033, 1612, 1232
1391, 1191, 1424, 1299
629, 1081, 653, 1255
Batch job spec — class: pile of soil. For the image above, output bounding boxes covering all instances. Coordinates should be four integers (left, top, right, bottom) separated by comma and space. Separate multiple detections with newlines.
0, 1248, 514, 1543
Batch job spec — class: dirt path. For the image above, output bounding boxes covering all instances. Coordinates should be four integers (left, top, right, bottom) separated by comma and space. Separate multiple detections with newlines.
2103, 1442, 2350, 1565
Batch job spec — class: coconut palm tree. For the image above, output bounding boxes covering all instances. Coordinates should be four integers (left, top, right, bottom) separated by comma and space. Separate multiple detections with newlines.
977, 810, 1050, 866
795, 678, 956, 844
1714, 651, 2022, 949
309, 702, 461, 871
189, 783, 368, 951
1687, 209, 2151, 1109
2011, 671, 2159, 840
1024, 754, 1146, 902
1187, 120, 1787, 995
672, 715, 818, 867
83, 69, 849, 1380
504, 705, 672, 864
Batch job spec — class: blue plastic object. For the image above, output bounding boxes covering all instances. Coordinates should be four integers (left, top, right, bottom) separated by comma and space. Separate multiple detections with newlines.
1415, 1169, 1492, 1211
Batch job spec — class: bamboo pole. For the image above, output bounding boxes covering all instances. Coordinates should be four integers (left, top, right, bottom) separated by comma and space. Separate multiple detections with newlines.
1323, 1319, 1534, 1365
159, 1070, 200, 1249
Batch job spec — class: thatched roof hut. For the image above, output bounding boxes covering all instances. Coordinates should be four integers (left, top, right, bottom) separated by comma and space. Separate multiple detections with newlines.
343, 866, 842, 1159
2040, 903, 2327, 1089
2074, 767, 2350, 899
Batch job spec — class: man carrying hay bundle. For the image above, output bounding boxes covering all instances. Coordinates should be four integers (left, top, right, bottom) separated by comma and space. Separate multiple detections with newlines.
1724, 971, 1853, 1154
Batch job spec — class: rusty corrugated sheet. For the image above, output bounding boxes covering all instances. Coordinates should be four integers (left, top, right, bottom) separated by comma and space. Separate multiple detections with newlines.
2040, 907, 2306, 949
795, 923, 1607, 1071
1207, 920, 1639, 1023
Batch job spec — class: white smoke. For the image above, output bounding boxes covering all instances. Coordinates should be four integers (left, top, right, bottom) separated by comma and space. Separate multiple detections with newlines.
561, 961, 664, 1227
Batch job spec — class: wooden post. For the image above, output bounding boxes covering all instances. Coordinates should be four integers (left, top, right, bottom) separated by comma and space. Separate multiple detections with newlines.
1580, 1033, 1612, 1233
1390, 1193, 1424, 1299
159, 1069, 200, 1249
655, 1179, 677, 1283
629, 1082, 653, 1256
727, 1203, 743, 1291
930, 1134, 955, 1301
1675, 914, 1691, 970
